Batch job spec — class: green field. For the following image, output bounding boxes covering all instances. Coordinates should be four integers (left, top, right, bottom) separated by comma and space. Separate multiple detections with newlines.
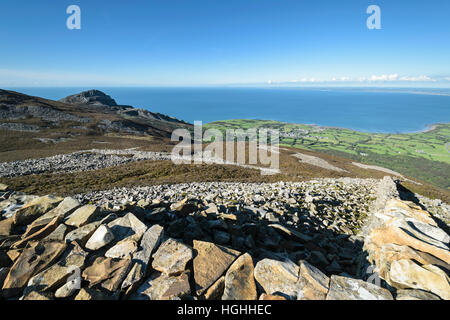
205, 120, 450, 189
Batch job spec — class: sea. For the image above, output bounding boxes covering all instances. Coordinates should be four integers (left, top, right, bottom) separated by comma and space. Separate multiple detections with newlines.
5, 87, 450, 133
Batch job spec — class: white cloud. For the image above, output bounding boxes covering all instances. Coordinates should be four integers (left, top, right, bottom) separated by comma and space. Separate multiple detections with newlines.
399, 75, 435, 82
326, 74, 436, 83
329, 77, 353, 82
271, 74, 445, 86
368, 74, 399, 81
290, 78, 323, 83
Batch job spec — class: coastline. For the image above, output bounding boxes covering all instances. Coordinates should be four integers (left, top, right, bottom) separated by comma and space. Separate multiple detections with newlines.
5, 86, 449, 135
208, 119, 447, 135
314, 122, 445, 134
295, 121, 446, 135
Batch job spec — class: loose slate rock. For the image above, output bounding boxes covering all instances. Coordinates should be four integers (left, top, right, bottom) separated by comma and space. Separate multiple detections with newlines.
254, 258, 300, 300
222, 253, 257, 300
82, 256, 131, 292
204, 276, 225, 300
152, 238, 193, 276
13, 195, 63, 226
34, 197, 80, 224
105, 239, 138, 259
55, 277, 80, 298
74, 288, 109, 300
259, 293, 287, 300
107, 212, 147, 242
44, 224, 68, 241
22, 291, 53, 300
85, 225, 115, 251
297, 260, 330, 300
0, 218, 14, 237
13, 216, 62, 249
65, 221, 102, 245
132, 271, 191, 300
395, 289, 441, 300
0, 267, 9, 288
121, 225, 164, 294
369, 220, 450, 265
2, 241, 67, 298
134, 224, 164, 265
268, 224, 313, 243
193, 240, 241, 295
65, 205, 99, 227
389, 259, 450, 300
25, 242, 87, 295
326, 275, 393, 300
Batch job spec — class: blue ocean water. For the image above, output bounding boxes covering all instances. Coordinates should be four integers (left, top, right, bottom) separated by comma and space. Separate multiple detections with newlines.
6, 87, 450, 133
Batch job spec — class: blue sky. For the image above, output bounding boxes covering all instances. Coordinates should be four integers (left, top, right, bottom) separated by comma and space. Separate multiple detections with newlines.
1, 0, 450, 87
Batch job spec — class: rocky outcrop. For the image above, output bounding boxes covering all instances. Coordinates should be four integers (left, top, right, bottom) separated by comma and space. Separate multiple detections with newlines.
0, 89, 190, 138
360, 178, 450, 300
0, 177, 448, 300
59, 90, 118, 108
0, 104, 91, 124
0, 123, 40, 132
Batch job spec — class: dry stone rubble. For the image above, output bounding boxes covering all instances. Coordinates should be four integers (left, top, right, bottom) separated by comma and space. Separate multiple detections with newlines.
0, 176, 448, 300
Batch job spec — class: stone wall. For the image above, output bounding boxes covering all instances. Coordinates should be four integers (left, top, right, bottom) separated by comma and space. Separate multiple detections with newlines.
358, 177, 449, 300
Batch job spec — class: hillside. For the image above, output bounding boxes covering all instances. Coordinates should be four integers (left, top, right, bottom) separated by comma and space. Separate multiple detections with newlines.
0, 90, 449, 301
0, 90, 448, 203
0, 88, 190, 140
205, 120, 450, 190
0, 89, 192, 162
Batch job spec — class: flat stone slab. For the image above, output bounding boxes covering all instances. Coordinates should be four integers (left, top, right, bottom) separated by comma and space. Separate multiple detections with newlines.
1, 241, 67, 298
222, 253, 257, 300
132, 271, 191, 300
297, 260, 330, 300
254, 258, 300, 300
326, 275, 393, 300
85, 225, 115, 251
14, 195, 63, 226
152, 238, 193, 276
65, 205, 99, 227
193, 240, 240, 296
107, 212, 147, 242
105, 239, 138, 259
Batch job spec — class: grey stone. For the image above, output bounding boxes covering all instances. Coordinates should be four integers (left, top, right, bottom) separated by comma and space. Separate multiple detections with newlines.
326, 275, 393, 300
254, 258, 300, 300
152, 238, 193, 276
85, 225, 115, 251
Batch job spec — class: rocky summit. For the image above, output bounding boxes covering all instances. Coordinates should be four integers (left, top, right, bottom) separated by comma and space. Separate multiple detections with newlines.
0, 176, 448, 300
